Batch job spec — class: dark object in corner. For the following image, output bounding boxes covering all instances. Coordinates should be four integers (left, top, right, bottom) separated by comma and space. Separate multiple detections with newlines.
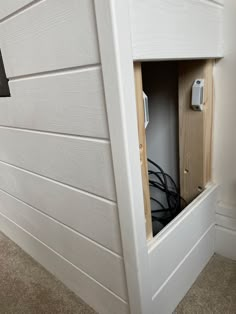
0, 50, 10, 97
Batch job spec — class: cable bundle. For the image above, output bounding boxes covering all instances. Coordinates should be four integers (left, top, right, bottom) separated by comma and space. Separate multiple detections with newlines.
148, 158, 185, 234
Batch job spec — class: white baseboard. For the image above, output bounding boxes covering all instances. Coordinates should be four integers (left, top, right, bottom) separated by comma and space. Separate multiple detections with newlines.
216, 200, 236, 219
216, 214, 236, 232
215, 226, 236, 260
215, 201, 236, 260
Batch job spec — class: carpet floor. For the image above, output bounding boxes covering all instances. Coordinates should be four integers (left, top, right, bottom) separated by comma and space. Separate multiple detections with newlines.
175, 254, 236, 314
0, 231, 235, 314
0, 232, 97, 314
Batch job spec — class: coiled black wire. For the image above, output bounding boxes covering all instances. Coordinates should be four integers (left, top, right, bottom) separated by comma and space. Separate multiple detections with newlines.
148, 158, 185, 230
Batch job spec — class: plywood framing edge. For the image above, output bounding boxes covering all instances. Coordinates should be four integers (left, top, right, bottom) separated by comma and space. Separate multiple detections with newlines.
134, 62, 153, 240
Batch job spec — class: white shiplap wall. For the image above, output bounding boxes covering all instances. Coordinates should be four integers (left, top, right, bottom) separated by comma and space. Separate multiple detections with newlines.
0, 1, 129, 314
0, 0, 226, 314
0, 67, 109, 138
0, 0, 34, 20
0, 0, 100, 77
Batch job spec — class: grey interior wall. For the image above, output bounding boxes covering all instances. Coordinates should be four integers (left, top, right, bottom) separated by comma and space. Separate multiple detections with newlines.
142, 62, 179, 209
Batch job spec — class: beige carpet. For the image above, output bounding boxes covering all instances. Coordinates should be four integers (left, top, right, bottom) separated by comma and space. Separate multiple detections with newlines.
175, 254, 236, 314
0, 232, 97, 314
1, 231, 236, 314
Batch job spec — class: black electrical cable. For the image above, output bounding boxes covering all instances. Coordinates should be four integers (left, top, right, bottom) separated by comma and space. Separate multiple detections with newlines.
148, 158, 172, 209
148, 158, 186, 235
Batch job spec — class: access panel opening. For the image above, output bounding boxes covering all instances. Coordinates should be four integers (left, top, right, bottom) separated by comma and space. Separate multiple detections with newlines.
134, 60, 214, 240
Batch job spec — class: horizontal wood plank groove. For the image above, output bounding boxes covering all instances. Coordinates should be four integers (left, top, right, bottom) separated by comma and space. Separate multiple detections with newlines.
152, 223, 214, 299
0, 187, 121, 258
0, 160, 115, 205
151, 225, 214, 313
8, 63, 101, 81
0, 67, 109, 139
0, 182, 120, 253
216, 212, 236, 220
0, 212, 129, 314
0, 128, 116, 200
0, 126, 109, 142
0, 0, 100, 76
216, 201, 236, 219
0, 0, 42, 22
0, 126, 109, 143
0, 189, 128, 300
0, 159, 115, 204
217, 212, 236, 220
216, 214, 236, 232
148, 185, 217, 296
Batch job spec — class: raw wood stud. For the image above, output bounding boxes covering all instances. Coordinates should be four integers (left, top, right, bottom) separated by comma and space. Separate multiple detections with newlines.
179, 60, 213, 203
134, 62, 153, 239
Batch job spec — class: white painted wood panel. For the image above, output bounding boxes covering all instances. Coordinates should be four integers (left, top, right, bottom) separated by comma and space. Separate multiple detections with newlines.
206, 0, 224, 5
0, 161, 121, 254
129, 0, 224, 60
0, 189, 128, 300
216, 201, 236, 219
152, 225, 215, 314
217, 0, 224, 5
0, 213, 129, 314
216, 214, 236, 231
215, 226, 236, 260
0, 0, 34, 20
149, 185, 217, 295
0, 0, 99, 77
209, 0, 224, 5
0, 128, 116, 200
0, 67, 108, 138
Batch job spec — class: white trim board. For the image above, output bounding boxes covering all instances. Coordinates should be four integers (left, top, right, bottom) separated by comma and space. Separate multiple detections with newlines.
216, 214, 236, 232
215, 226, 236, 260
215, 201, 236, 260
216, 201, 236, 219
95, 1, 152, 313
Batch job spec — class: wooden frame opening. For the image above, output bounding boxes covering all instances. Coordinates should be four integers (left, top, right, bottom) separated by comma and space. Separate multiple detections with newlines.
134, 60, 214, 240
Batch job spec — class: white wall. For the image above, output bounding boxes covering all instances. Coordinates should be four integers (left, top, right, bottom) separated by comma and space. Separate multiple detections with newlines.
214, 0, 236, 258
129, 0, 224, 61
0, 1, 129, 313
214, 0, 236, 207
